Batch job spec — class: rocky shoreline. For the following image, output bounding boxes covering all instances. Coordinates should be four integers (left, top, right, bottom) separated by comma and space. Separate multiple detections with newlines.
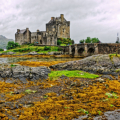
50, 54, 120, 76
0, 54, 120, 119
0, 63, 51, 84
0, 51, 66, 56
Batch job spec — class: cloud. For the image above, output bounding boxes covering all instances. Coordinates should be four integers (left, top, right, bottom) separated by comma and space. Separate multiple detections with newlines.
0, 0, 120, 43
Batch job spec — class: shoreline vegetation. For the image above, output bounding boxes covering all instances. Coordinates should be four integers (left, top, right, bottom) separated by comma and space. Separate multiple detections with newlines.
0, 43, 120, 119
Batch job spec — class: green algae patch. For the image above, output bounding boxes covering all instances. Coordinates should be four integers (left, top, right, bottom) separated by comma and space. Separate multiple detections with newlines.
48, 70, 99, 79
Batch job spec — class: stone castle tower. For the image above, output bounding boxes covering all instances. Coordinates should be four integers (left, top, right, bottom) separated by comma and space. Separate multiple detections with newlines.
15, 14, 70, 45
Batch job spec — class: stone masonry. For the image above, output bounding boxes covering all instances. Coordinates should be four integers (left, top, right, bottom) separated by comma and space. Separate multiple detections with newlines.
15, 14, 70, 45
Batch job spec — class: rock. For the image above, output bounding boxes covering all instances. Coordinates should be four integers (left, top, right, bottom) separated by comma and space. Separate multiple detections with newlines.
5, 78, 15, 83
101, 75, 113, 80
48, 52, 54, 55
27, 51, 38, 55
7, 52, 16, 55
96, 78, 105, 83
72, 115, 88, 120
38, 53, 44, 55
60, 75, 68, 79
50, 54, 120, 75
19, 77, 28, 84
0, 63, 51, 83
0, 77, 4, 82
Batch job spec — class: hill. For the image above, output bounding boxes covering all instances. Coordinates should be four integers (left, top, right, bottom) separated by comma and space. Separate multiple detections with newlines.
0, 35, 14, 49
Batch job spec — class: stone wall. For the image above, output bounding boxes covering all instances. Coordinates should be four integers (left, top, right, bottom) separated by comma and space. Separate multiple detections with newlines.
15, 14, 70, 46
62, 43, 120, 57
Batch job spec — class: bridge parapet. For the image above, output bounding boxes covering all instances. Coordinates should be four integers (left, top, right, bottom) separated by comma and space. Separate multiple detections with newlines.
59, 43, 120, 57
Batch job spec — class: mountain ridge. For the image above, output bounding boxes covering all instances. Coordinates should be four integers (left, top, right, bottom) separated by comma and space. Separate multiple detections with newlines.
0, 35, 14, 49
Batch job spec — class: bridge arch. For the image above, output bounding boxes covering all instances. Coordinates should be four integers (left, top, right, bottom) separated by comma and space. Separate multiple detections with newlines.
87, 47, 95, 56
78, 48, 84, 56
71, 48, 75, 56
63, 49, 66, 53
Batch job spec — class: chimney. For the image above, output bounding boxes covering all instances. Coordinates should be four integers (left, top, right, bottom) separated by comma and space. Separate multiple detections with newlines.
51, 17, 54, 20
17, 29, 20, 33
26, 28, 29, 31
37, 29, 40, 32
60, 14, 64, 22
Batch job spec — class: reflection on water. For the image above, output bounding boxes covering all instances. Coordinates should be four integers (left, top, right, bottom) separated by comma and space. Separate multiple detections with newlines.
0, 57, 82, 64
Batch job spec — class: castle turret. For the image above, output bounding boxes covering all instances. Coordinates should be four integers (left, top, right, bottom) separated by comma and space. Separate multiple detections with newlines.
51, 17, 55, 20
17, 29, 20, 33
60, 14, 64, 22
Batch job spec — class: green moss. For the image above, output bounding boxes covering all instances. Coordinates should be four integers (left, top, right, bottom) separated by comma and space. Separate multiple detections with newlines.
48, 70, 99, 79
109, 54, 120, 64
10, 64, 17, 67
116, 69, 120, 73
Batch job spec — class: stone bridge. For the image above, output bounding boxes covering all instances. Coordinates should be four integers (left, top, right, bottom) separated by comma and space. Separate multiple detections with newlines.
60, 43, 120, 57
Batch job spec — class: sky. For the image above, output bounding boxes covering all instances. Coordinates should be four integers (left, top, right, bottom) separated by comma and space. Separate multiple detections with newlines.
0, 0, 120, 43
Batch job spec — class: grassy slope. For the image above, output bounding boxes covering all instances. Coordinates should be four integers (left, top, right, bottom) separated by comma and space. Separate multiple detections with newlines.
0, 45, 61, 54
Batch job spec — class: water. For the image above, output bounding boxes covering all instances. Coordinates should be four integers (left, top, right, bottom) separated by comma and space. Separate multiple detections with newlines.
0, 56, 82, 64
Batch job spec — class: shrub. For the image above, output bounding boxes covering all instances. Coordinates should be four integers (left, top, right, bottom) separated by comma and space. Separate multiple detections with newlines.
57, 40, 62, 45
28, 43, 34, 46
44, 46, 51, 51
58, 47, 62, 51
79, 40, 84, 43
0, 48, 4, 51
6, 41, 20, 50
35, 47, 43, 52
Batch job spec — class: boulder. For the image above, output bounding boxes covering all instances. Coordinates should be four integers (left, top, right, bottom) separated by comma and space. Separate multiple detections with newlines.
0, 63, 51, 83
7, 52, 16, 55
27, 51, 38, 55
50, 54, 120, 76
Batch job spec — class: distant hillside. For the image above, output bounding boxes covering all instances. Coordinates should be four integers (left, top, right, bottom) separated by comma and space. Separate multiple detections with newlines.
0, 35, 14, 49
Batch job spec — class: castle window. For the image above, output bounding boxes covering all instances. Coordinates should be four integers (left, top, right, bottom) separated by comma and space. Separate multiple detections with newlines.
63, 29, 64, 32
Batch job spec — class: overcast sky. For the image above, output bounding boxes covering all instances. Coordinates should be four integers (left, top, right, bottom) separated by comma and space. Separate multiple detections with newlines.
0, 0, 120, 43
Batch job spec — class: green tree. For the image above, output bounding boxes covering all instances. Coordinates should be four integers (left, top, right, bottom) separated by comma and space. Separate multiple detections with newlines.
79, 39, 84, 43
0, 48, 4, 51
6, 41, 20, 50
91, 38, 100, 43
116, 40, 119, 43
57, 40, 62, 45
71, 40, 74, 44
85, 37, 91, 43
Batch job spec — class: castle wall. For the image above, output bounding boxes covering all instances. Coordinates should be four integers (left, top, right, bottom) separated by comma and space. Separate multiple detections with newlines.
15, 14, 70, 46
57, 21, 70, 38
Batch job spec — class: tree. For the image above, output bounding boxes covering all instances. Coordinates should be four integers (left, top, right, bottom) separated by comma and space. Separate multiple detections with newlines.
0, 48, 4, 51
6, 41, 20, 50
79, 39, 84, 43
116, 40, 119, 43
91, 38, 100, 43
57, 40, 62, 45
71, 40, 74, 44
80, 37, 101, 43
85, 37, 91, 43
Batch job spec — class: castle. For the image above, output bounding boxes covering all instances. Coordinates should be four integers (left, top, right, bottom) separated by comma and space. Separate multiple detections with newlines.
15, 14, 70, 45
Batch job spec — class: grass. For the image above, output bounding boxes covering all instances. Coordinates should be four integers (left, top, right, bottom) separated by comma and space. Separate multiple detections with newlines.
60, 43, 72, 46
48, 70, 99, 79
0, 45, 61, 54
10, 64, 17, 67
60, 44, 67, 46
24, 89, 37, 94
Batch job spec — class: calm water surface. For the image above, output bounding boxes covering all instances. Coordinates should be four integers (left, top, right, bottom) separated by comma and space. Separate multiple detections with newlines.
0, 56, 82, 64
